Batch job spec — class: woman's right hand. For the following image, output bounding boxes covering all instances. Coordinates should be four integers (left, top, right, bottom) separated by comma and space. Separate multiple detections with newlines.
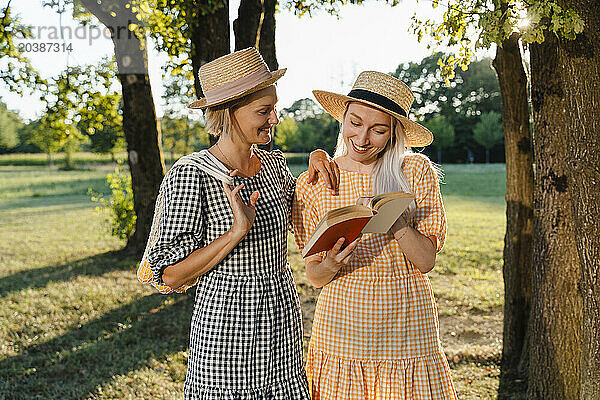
304, 235, 362, 288
222, 170, 260, 238
323, 236, 361, 270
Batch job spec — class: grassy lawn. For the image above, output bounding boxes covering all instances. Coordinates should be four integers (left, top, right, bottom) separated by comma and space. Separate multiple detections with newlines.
0, 157, 507, 399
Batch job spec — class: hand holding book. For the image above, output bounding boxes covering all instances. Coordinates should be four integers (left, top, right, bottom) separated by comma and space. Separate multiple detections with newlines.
301, 191, 415, 258
325, 236, 362, 267
304, 235, 363, 288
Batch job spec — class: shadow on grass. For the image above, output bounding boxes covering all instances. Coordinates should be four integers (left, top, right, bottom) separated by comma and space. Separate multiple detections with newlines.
0, 291, 194, 400
0, 251, 136, 298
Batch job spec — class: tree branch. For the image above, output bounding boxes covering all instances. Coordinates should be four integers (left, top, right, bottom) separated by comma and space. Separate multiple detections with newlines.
77, 0, 116, 28
1, 0, 13, 42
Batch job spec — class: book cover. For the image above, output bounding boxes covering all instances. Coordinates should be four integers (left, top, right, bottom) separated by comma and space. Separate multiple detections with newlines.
300, 191, 415, 258
301, 215, 372, 258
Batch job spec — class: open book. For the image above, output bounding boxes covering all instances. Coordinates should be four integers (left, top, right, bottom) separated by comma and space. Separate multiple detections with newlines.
301, 191, 415, 258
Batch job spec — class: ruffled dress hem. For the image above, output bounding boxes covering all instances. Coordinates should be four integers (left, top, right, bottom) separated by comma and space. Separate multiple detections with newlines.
306, 347, 457, 400
184, 372, 310, 400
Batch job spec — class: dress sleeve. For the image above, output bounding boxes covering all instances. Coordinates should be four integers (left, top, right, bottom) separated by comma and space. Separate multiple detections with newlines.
291, 174, 321, 257
272, 150, 297, 229
146, 164, 205, 285
411, 156, 447, 253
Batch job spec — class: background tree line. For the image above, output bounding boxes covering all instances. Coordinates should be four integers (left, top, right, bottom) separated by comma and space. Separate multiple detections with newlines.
1, 54, 506, 165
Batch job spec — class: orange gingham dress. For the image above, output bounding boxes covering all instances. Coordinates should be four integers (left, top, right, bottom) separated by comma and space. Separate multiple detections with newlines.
292, 153, 457, 400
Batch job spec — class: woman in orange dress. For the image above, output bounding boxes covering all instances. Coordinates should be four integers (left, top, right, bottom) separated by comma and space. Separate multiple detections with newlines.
292, 71, 457, 399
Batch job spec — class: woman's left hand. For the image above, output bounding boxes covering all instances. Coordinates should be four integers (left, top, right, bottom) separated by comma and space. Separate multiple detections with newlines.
389, 212, 410, 239
307, 149, 340, 192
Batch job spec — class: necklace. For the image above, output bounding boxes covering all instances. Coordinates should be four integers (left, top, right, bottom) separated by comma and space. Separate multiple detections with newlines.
215, 142, 235, 169
215, 142, 257, 176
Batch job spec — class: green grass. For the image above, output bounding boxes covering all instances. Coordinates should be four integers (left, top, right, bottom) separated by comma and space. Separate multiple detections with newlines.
0, 161, 508, 399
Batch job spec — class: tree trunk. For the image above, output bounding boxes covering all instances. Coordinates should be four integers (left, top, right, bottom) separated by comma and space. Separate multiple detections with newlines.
233, 0, 278, 70
528, 31, 582, 400
233, 0, 262, 51
114, 48, 165, 257
491, 33, 533, 397
257, 0, 278, 71
234, 0, 278, 151
437, 147, 442, 164
555, 1, 600, 397
188, 0, 230, 147
486, 148, 490, 163
79, 0, 165, 257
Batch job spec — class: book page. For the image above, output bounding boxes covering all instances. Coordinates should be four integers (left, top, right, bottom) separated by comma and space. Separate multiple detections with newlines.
370, 191, 413, 210
361, 196, 413, 233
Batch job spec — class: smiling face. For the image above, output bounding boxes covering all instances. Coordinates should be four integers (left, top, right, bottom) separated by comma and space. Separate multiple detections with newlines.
231, 85, 279, 145
341, 102, 393, 165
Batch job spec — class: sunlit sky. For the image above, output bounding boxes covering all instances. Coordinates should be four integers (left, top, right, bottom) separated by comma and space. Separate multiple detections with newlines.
1, 0, 493, 121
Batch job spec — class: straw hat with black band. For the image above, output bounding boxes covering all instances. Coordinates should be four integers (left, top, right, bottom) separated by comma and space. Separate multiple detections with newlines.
188, 47, 286, 109
313, 71, 433, 147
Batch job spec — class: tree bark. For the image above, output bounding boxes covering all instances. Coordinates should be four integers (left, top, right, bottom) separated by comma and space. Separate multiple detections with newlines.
257, 0, 278, 71
233, 0, 262, 51
528, 31, 582, 400
189, 0, 231, 100
79, 0, 165, 256
188, 0, 230, 147
233, 0, 278, 70
118, 71, 164, 255
555, 1, 600, 397
491, 33, 533, 397
234, 0, 278, 151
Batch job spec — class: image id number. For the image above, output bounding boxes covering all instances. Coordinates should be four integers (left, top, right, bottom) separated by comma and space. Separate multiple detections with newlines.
18, 42, 73, 52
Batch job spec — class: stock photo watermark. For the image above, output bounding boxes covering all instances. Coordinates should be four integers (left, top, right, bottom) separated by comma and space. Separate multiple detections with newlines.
15, 20, 143, 53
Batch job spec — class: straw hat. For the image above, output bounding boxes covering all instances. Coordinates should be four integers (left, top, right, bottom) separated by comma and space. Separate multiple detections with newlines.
313, 71, 433, 147
188, 47, 286, 109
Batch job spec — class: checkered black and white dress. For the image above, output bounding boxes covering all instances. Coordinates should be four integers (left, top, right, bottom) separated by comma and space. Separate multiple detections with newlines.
146, 148, 309, 400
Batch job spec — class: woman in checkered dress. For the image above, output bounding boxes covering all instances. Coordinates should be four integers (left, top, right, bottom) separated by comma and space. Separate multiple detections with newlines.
144, 49, 339, 399
292, 71, 458, 399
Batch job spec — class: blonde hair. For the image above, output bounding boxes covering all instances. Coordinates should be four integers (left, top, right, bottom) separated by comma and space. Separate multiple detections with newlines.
203, 85, 275, 138
333, 105, 414, 196
203, 102, 239, 138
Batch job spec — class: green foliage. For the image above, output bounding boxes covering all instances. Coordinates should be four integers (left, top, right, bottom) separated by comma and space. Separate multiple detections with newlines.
160, 75, 210, 160
131, 0, 223, 78
61, 136, 83, 170
0, 102, 23, 151
0, 5, 46, 94
278, 98, 338, 154
161, 74, 197, 116
77, 86, 124, 157
161, 112, 209, 160
274, 117, 300, 151
282, 0, 402, 17
22, 58, 123, 162
474, 111, 503, 150
280, 98, 324, 121
90, 165, 136, 240
411, 0, 585, 81
393, 55, 502, 162
473, 111, 503, 163
425, 115, 455, 149
20, 119, 66, 164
